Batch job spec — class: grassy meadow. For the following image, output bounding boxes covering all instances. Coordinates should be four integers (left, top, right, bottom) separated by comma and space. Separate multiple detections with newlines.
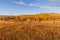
0, 13, 60, 40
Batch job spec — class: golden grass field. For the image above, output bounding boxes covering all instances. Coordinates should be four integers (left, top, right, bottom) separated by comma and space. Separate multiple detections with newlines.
0, 13, 60, 40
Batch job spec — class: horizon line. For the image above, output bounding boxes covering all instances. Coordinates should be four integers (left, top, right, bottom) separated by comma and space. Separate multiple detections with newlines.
0, 12, 60, 16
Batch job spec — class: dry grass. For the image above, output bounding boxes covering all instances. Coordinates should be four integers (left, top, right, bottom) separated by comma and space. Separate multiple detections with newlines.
0, 21, 60, 40
0, 13, 60, 40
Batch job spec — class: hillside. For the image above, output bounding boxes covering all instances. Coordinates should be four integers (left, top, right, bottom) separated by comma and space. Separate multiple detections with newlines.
0, 13, 60, 21
0, 13, 60, 40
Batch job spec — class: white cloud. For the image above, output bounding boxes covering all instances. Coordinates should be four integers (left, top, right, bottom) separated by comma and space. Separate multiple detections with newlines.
35, 4, 60, 9
13, 0, 26, 5
27, 3, 38, 6
13, 0, 60, 9
13, 0, 39, 7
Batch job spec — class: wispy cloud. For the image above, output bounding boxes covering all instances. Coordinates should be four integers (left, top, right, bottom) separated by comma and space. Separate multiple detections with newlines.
13, 0, 39, 7
13, 0, 60, 9
13, 0, 26, 5
27, 3, 38, 6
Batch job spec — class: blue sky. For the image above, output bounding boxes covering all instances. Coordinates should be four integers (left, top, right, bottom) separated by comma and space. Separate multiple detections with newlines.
0, 0, 60, 15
